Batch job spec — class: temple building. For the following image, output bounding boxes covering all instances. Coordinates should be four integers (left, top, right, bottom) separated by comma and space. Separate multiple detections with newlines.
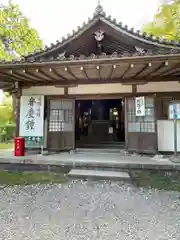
1, 4, 180, 154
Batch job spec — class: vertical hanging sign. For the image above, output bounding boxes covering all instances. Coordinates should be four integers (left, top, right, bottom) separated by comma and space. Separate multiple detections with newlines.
169, 103, 180, 156
135, 96, 145, 116
20, 96, 44, 148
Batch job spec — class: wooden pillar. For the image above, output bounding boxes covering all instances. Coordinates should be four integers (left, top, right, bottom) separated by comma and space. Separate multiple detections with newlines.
124, 97, 128, 150
132, 84, 137, 94
154, 93, 158, 153
15, 89, 21, 137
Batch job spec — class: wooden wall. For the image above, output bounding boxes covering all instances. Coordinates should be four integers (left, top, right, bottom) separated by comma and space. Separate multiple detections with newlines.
68, 83, 132, 94
137, 81, 180, 93
22, 81, 180, 96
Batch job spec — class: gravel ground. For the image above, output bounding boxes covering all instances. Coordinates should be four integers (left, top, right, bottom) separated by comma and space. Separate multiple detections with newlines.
0, 180, 180, 240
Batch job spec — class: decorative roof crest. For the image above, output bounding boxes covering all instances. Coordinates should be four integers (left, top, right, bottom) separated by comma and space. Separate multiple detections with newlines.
94, 0, 105, 16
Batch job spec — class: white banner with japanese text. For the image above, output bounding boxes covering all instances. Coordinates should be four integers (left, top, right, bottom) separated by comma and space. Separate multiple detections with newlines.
20, 96, 44, 137
135, 96, 145, 116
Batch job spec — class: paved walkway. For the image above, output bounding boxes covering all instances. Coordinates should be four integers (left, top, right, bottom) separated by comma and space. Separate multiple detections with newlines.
0, 149, 180, 170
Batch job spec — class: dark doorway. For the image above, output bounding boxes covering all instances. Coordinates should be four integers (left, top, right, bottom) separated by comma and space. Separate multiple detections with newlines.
75, 99, 125, 148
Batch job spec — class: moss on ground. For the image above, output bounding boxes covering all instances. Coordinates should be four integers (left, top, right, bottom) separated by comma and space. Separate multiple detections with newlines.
0, 171, 68, 186
131, 170, 180, 191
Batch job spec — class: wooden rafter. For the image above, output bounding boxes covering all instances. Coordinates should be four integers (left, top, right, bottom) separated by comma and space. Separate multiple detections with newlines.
38, 69, 58, 81
120, 64, 132, 79
81, 66, 89, 80
14, 70, 45, 82
51, 68, 69, 81
26, 70, 49, 82
160, 63, 180, 76
97, 66, 101, 80
107, 65, 115, 80
0, 71, 22, 83
65, 66, 79, 80
145, 62, 166, 78
133, 64, 150, 78
10, 71, 37, 83
3, 85, 14, 92
161, 69, 180, 77
0, 82, 12, 88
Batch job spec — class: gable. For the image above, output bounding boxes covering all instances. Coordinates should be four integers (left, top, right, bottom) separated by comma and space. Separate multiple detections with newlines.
25, 4, 180, 62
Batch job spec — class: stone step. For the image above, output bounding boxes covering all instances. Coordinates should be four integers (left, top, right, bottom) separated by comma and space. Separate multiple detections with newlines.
67, 168, 131, 180
76, 148, 125, 154
76, 144, 124, 149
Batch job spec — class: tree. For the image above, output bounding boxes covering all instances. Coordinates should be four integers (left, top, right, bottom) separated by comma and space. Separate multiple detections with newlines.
0, 0, 43, 61
143, 0, 180, 41
0, 1, 43, 141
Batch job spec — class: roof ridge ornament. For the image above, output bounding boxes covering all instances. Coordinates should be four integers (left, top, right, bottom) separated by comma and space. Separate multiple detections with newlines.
135, 46, 145, 54
94, 0, 105, 16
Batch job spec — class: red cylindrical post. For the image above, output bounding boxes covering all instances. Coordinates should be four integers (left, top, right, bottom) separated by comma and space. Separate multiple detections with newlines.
14, 137, 25, 157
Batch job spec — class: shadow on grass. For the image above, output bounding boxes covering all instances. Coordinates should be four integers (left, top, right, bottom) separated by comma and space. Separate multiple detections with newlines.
131, 170, 180, 192
0, 171, 68, 186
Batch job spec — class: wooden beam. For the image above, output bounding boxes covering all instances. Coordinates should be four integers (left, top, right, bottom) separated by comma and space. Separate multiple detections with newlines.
20, 76, 180, 88
122, 81, 147, 85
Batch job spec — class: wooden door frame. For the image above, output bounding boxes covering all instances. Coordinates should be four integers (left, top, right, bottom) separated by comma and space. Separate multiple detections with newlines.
124, 98, 128, 150
125, 95, 158, 153
46, 97, 75, 151
74, 95, 126, 148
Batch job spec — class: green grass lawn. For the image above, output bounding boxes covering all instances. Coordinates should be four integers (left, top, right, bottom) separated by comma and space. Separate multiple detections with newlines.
131, 170, 180, 192
0, 142, 13, 150
0, 171, 68, 186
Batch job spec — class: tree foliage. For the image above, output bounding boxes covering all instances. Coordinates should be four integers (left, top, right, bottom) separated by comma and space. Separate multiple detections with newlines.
0, 0, 43, 61
0, 1, 43, 141
0, 93, 15, 141
143, 0, 180, 41
0, 93, 14, 124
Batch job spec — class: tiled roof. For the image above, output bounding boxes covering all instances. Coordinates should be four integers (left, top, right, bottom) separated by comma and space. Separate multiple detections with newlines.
5, 4, 180, 64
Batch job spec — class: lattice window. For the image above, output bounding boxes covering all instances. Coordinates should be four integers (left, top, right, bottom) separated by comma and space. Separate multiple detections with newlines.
127, 97, 155, 133
49, 121, 64, 132
49, 100, 73, 132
